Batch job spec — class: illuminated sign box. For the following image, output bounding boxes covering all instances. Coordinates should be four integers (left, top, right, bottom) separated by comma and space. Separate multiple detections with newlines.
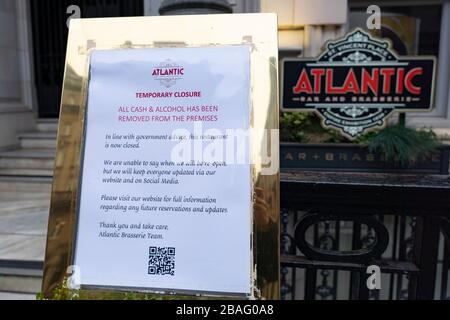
282, 29, 436, 139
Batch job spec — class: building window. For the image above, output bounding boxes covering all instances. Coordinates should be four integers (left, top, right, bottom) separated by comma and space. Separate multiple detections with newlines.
349, 4, 442, 56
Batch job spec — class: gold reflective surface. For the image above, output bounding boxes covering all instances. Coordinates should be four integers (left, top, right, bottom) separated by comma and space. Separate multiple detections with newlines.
42, 13, 279, 299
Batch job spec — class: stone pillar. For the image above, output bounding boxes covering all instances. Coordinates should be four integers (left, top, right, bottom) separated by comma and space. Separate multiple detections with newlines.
0, 0, 35, 149
0, 0, 21, 102
159, 0, 232, 15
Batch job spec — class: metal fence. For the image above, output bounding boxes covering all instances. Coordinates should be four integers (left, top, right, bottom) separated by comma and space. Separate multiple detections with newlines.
280, 171, 450, 300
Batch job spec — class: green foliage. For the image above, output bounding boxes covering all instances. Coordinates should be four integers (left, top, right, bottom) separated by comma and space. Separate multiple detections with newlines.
365, 124, 439, 165
36, 278, 213, 300
36, 279, 161, 300
280, 112, 346, 143
280, 112, 439, 165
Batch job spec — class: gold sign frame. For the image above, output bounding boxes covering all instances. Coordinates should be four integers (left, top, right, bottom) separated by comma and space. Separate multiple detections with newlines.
42, 13, 280, 299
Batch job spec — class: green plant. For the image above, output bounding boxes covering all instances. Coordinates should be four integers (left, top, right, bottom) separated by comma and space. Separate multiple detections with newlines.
280, 112, 346, 143
36, 279, 161, 300
364, 124, 439, 165
280, 112, 440, 166
36, 278, 216, 300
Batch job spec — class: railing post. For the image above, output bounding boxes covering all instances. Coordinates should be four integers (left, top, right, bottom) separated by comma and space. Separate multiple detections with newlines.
349, 222, 362, 300
304, 269, 317, 300
414, 216, 441, 300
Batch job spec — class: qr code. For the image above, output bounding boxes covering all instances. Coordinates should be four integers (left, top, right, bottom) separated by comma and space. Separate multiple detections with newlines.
148, 246, 175, 276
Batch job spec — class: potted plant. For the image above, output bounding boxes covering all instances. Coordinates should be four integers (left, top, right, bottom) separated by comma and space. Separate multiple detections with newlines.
280, 112, 449, 175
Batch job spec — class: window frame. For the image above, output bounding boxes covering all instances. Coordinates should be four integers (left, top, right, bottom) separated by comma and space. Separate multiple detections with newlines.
349, 0, 450, 130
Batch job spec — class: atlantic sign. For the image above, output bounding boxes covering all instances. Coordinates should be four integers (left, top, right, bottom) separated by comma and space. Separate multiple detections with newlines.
282, 29, 436, 138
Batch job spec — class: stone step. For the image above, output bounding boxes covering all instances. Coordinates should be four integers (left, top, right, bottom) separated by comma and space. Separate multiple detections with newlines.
0, 176, 52, 192
0, 291, 36, 300
0, 149, 55, 174
0, 270, 42, 295
0, 261, 42, 295
36, 119, 58, 133
19, 132, 57, 150
0, 168, 53, 177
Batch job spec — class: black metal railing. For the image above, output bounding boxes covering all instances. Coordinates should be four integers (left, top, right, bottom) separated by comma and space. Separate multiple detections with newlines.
280, 171, 450, 300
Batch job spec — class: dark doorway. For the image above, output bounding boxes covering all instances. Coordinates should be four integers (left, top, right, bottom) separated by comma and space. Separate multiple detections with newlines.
30, 0, 144, 118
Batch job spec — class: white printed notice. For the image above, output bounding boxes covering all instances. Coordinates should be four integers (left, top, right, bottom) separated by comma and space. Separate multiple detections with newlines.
74, 46, 252, 295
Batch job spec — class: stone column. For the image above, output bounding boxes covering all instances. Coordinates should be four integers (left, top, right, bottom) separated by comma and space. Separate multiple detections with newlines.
0, 0, 34, 149
159, 0, 232, 15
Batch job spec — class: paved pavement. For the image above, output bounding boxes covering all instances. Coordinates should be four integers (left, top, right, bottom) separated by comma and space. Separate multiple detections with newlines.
0, 291, 36, 300
0, 179, 51, 300
0, 184, 50, 261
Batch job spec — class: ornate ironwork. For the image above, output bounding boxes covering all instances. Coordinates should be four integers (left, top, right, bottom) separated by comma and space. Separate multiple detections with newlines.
316, 269, 334, 300
316, 221, 336, 299
294, 213, 389, 263
280, 209, 294, 300
280, 168, 450, 300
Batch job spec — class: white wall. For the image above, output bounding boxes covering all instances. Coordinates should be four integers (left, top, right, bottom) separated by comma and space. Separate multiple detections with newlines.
261, 0, 348, 55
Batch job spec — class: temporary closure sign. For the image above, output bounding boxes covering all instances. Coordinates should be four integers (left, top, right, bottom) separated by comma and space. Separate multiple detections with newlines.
74, 46, 252, 295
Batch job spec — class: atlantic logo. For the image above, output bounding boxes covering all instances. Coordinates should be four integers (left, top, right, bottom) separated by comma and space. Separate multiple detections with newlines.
282, 28, 436, 139
152, 59, 184, 88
